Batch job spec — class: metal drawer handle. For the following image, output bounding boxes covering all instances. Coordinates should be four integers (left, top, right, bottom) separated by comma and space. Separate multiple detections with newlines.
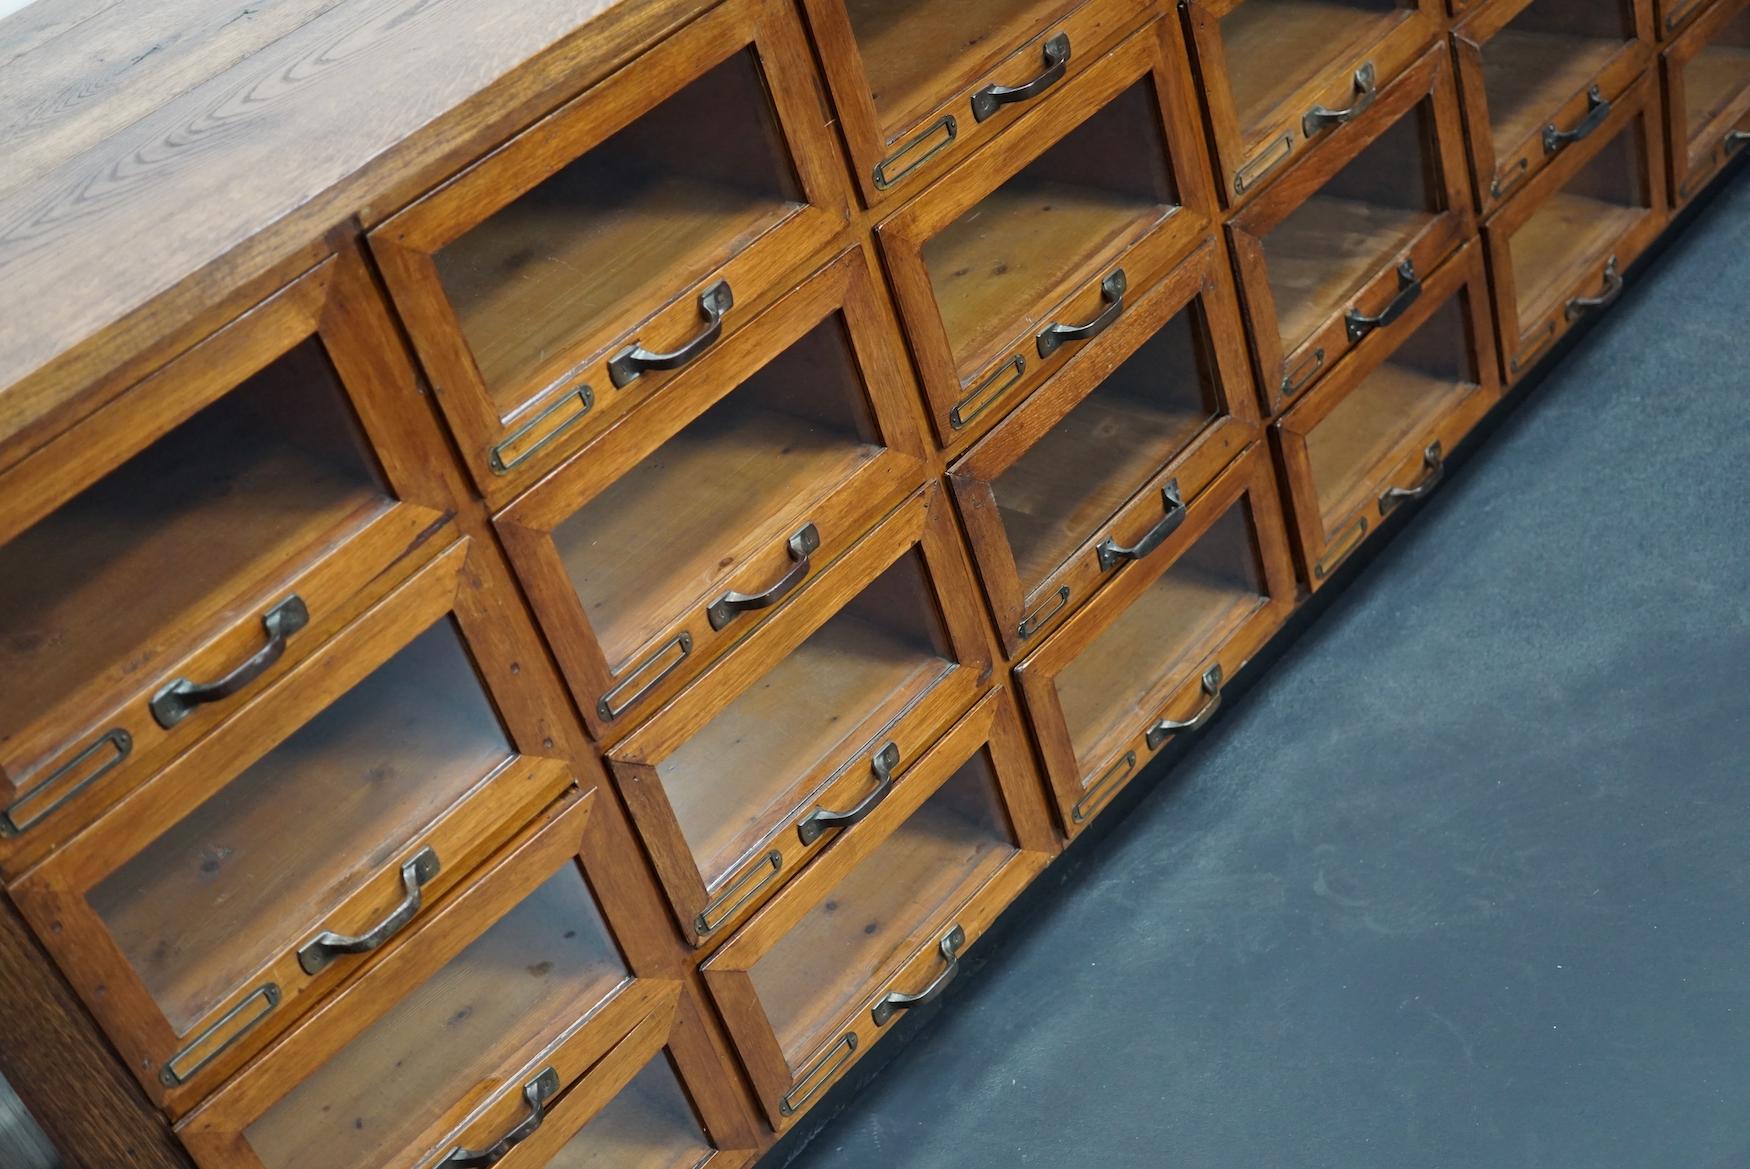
1345, 259, 1421, 342
872, 925, 964, 1026
150, 596, 308, 728
1728, 129, 1750, 154
797, 742, 900, 846
1565, 256, 1622, 321
1303, 62, 1377, 138
706, 523, 819, 631
609, 281, 733, 388
1543, 87, 1610, 156
440, 1067, 560, 1168
1145, 664, 1224, 750
297, 847, 440, 975
971, 33, 1070, 122
1096, 481, 1186, 571
1379, 441, 1444, 514
1037, 269, 1125, 358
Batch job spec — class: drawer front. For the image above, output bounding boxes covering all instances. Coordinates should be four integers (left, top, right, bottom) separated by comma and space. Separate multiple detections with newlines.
1229, 44, 1476, 414
949, 237, 1260, 657
1483, 72, 1670, 382
1658, 0, 1718, 38
610, 485, 998, 949
801, 0, 1147, 206
1662, 0, 1750, 205
1183, 0, 1443, 207
1274, 242, 1503, 587
1015, 446, 1296, 833
0, 250, 460, 878
10, 537, 602, 1113
701, 688, 1056, 1130
178, 787, 681, 1169
370, 0, 853, 504
496, 246, 930, 745
1454, 0, 1655, 213
876, 17, 1218, 453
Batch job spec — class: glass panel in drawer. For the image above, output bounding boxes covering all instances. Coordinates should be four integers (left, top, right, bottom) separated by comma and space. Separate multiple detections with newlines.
552, 316, 883, 672
661, 550, 955, 887
1260, 101, 1441, 354
546, 1053, 713, 1169
87, 621, 512, 1036
0, 340, 390, 774
1220, 0, 1411, 139
1479, 0, 1638, 153
746, 751, 1016, 1069
433, 50, 802, 409
1054, 502, 1266, 766
991, 304, 1221, 594
920, 78, 1180, 383
242, 865, 627, 1169
1683, 8, 1750, 142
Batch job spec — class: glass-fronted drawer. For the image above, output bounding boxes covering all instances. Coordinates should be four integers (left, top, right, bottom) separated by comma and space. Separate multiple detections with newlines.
1661, 0, 1750, 204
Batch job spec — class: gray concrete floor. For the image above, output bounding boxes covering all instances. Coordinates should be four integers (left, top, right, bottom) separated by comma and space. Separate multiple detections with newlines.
777, 170, 1750, 1169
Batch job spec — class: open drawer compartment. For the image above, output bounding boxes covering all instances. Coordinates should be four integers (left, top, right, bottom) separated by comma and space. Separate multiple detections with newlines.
948, 238, 1260, 657
608, 485, 997, 950
370, 0, 851, 502
1273, 243, 1502, 587
800, 0, 1149, 204
876, 17, 1216, 452
1229, 45, 1474, 414
494, 247, 929, 744
0, 251, 459, 877
10, 538, 605, 1114
177, 786, 681, 1169
701, 688, 1056, 1130
1662, 0, 1750, 205
1014, 446, 1296, 833
1483, 73, 1669, 382
1181, 0, 1442, 205
1453, 0, 1654, 213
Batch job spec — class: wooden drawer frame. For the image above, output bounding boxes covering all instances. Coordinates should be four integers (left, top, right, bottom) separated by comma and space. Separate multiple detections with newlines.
1015, 446, 1296, 833
948, 236, 1260, 657
1229, 44, 1476, 415
1657, 0, 1719, 38
370, 0, 853, 504
608, 484, 998, 950
1661, 0, 1750, 205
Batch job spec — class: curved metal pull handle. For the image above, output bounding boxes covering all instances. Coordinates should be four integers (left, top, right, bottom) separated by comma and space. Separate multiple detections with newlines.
609, 281, 733, 387
1379, 441, 1444, 514
440, 1067, 560, 1168
1564, 257, 1622, 321
872, 925, 964, 1026
1345, 259, 1421, 342
1037, 269, 1125, 358
971, 33, 1070, 121
1543, 86, 1610, 156
298, 848, 440, 974
1096, 481, 1185, 571
1303, 62, 1377, 138
1728, 129, 1750, 154
150, 596, 308, 728
1145, 665, 1224, 750
797, 742, 900, 846
707, 523, 819, 630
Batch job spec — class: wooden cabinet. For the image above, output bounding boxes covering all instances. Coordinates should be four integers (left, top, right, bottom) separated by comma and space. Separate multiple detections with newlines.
1273, 242, 1502, 585
370, 0, 852, 503
1229, 45, 1474, 413
1482, 72, 1669, 381
493, 247, 930, 743
800, 0, 1151, 205
1014, 447, 1296, 833
1453, 0, 1655, 213
948, 238, 1261, 656
0, 250, 460, 878
875, 16, 1217, 452
1661, 0, 1750, 204
701, 688, 1055, 1129
607, 486, 997, 949
1182, 0, 1443, 204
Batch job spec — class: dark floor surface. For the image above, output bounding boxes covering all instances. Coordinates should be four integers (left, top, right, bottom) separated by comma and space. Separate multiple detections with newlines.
777, 171, 1750, 1169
